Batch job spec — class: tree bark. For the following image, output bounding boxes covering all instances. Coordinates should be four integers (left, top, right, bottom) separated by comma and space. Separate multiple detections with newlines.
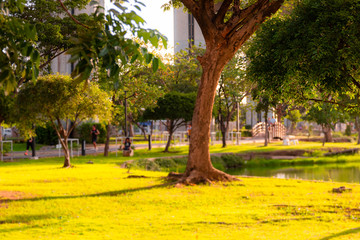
104, 123, 111, 157
355, 117, 360, 145
164, 125, 174, 152
129, 123, 134, 137
136, 122, 148, 140
0, 122, 2, 142
322, 125, 333, 146
221, 130, 227, 148
264, 116, 269, 147
60, 137, 71, 168
183, 50, 237, 183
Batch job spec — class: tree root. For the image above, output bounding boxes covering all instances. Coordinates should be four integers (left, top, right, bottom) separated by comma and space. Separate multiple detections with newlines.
167, 169, 239, 185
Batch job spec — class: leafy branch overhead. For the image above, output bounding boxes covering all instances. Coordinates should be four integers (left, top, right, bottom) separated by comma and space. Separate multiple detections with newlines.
68, 1, 168, 82
0, 0, 40, 92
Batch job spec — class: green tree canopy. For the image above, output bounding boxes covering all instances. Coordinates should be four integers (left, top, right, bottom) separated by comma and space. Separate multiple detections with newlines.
15, 74, 112, 167
303, 103, 348, 145
247, 0, 360, 108
143, 92, 196, 152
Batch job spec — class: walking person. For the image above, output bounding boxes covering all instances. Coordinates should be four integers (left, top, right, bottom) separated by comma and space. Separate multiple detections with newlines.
24, 137, 34, 156
187, 124, 192, 142
90, 125, 100, 151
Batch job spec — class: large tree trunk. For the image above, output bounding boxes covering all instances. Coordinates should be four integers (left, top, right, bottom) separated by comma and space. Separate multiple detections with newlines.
176, 0, 284, 184
183, 51, 237, 184
104, 123, 111, 157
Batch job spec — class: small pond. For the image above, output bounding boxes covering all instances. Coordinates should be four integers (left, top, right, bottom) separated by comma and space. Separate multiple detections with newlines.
227, 163, 360, 183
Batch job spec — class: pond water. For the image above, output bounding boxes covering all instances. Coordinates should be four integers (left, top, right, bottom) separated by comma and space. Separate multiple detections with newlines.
227, 163, 360, 183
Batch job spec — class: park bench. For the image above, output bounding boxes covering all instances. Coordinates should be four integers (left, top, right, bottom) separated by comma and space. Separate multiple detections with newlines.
283, 135, 299, 146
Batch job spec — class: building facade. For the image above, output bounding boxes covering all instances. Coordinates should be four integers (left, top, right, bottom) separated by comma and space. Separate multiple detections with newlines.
173, 8, 205, 53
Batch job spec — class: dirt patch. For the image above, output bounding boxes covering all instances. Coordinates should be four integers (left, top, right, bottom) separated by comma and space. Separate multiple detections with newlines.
0, 191, 37, 207
0, 191, 28, 200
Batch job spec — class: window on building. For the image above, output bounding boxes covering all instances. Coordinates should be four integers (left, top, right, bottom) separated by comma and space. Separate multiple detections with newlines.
188, 13, 194, 48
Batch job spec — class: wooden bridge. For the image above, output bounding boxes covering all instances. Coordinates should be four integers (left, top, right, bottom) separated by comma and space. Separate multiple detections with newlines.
252, 122, 287, 139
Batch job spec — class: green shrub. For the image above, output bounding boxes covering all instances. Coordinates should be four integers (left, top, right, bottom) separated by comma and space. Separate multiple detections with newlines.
154, 158, 177, 169
303, 150, 323, 157
173, 157, 187, 165
241, 130, 252, 137
332, 132, 343, 138
129, 159, 160, 171
220, 154, 244, 169
210, 156, 226, 171
345, 125, 352, 136
76, 122, 106, 144
244, 124, 252, 130
36, 123, 58, 145
0, 144, 10, 154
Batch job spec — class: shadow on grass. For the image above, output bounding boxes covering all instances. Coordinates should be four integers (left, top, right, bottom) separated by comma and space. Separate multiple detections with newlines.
318, 227, 360, 240
0, 214, 53, 225
0, 182, 172, 204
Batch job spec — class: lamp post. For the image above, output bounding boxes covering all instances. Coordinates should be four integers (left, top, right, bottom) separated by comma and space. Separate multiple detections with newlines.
124, 90, 127, 137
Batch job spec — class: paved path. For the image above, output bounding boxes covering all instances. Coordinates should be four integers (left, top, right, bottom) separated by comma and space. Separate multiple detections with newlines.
1, 138, 267, 161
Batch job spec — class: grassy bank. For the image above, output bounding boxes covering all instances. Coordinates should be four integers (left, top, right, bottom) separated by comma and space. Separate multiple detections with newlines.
1, 158, 360, 239
123, 142, 360, 173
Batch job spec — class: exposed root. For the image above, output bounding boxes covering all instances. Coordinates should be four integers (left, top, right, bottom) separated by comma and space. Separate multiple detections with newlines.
62, 164, 74, 168
166, 172, 185, 182
166, 169, 239, 186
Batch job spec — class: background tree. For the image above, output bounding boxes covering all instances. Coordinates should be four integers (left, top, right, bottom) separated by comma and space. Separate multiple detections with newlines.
167, 45, 203, 93
164, 0, 285, 183
247, 0, 360, 109
286, 109, 301, 134
143, 92, 196, 152
15, 75, 111, 167
303, 103, 347, 146
213, 51, 253, 148
96, 57, 164, 156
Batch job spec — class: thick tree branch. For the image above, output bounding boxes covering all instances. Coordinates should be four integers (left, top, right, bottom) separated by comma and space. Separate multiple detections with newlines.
225, 0, 284, 50
180, 0, 200, 17
214, 0, 232, 25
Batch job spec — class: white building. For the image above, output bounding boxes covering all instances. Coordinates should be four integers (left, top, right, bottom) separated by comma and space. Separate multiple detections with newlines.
174, 8, 205, 53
